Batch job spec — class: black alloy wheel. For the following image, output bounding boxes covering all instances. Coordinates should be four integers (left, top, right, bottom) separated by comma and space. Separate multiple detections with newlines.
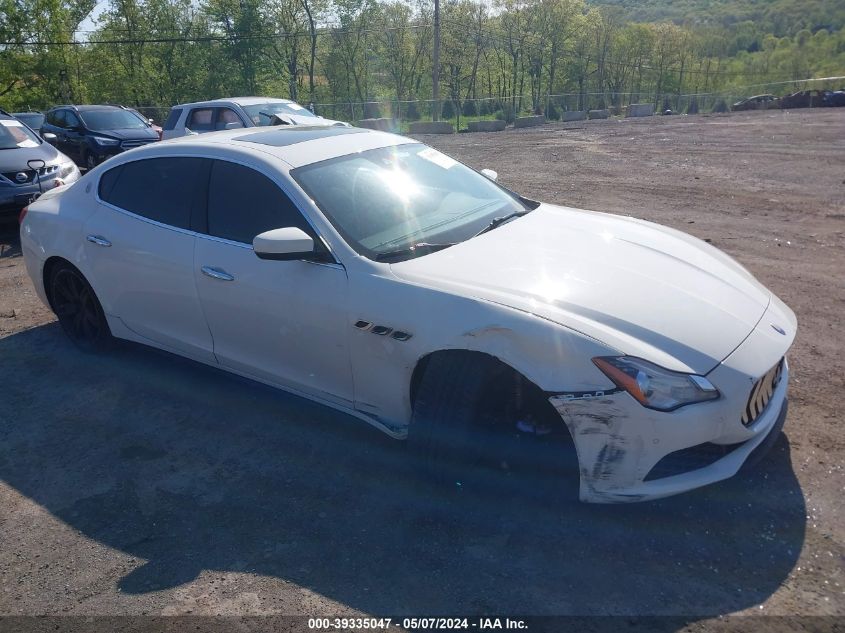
50, 265, 111, 351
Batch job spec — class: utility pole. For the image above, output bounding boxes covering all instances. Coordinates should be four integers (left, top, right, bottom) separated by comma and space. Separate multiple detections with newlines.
432, 0, 441, 121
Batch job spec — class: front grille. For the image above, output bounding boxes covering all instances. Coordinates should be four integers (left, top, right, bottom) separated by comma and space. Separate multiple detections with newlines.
1, 164, 60, 185
120, 139, 156, 150
741, 358, 784, 426
644, 439, 747, 481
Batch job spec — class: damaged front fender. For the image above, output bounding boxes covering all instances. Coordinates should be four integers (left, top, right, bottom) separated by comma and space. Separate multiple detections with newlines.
550, 394, 649, 503
550, 361, 789, 503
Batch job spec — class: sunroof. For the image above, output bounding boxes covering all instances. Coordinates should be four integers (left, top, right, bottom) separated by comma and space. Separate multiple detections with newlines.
234, 126, 368, 147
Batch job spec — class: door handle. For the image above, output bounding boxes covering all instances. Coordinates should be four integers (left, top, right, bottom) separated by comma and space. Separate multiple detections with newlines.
201, 265, 235, 281
86, 234, 112, 247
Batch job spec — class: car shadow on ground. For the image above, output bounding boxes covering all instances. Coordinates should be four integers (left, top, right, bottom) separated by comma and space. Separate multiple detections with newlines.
0, 223, 21, 260
0, 323, 805, 617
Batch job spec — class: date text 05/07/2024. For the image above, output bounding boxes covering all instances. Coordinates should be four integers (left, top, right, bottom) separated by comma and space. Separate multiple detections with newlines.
308, 617, 529, 630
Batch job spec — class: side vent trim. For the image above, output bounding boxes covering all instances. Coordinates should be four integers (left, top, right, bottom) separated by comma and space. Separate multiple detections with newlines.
353, 320, 412, 342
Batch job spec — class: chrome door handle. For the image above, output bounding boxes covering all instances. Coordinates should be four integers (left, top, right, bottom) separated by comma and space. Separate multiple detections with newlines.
86, 234, 111, 247
201, 265, 235, 282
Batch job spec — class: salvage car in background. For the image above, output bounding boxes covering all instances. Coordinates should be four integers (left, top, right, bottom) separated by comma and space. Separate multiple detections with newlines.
19, 125, 796, 503
41, 104, 159, 170
823, 90, 845, 107
0, 109, 79, 220
160, 97, 348, 140
731, 94, 780, 111
780, 89, 829, 109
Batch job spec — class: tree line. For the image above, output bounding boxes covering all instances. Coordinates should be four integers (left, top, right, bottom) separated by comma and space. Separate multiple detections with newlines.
2, 0, 844, 122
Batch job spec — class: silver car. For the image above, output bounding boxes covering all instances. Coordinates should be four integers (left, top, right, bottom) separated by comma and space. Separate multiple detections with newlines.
160, 97, 348, 140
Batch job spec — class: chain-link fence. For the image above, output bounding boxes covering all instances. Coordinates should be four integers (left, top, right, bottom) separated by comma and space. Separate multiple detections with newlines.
126, 76, 845, 129
308, 76, 845, 129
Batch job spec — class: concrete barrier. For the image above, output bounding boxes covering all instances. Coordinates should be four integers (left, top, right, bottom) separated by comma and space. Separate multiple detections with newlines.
409, 121, 454, 134
588, 109, 610, 120
562, 111, 587, 122
467, 120, 507, 132
626, 103, 654, 117
356, 117, 395, 132
514, 115, 545, 128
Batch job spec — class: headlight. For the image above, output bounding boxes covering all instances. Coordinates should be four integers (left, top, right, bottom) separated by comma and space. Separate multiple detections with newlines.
92, 136, 119, 146
592, 356, 719, 411
58, 158, 78, 178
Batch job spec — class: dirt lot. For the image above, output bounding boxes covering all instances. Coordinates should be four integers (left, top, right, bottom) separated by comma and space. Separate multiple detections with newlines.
0, 109, 843, 627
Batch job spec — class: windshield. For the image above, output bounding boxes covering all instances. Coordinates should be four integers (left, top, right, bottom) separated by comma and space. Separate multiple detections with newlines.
242, 102, 318, 126
0, 119, 41, 149
292, 143, 530, 261
79, 110, 149, 131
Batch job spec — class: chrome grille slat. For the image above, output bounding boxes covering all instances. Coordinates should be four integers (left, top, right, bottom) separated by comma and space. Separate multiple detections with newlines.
741, 358, 784, 426
120, 139, 156, 150
2, 164, 59, 185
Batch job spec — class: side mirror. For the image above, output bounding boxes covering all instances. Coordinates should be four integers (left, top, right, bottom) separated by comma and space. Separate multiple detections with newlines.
42, 132, 57, 141
480, 168, 498, 182
224, 121, 244, 130
253, 227, 315, 261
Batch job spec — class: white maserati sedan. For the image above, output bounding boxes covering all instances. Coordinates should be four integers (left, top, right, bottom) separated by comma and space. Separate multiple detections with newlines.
19, 125, 796, 503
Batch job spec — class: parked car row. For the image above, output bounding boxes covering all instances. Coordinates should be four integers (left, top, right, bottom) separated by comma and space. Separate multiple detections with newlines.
731, 88, 845, 111
0, 96, 344, 219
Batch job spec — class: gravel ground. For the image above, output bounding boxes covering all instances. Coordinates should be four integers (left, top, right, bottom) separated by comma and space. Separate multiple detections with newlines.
0, 109, 843, 628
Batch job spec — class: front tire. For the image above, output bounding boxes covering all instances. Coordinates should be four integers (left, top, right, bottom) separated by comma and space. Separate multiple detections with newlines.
409, 352, 578, 499
49, 264, 112, 352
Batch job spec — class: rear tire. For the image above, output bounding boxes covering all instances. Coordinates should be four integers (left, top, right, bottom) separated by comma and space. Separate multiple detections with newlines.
49, 263, 112, 352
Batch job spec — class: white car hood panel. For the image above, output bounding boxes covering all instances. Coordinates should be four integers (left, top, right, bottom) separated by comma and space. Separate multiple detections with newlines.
391, 204, 771, 374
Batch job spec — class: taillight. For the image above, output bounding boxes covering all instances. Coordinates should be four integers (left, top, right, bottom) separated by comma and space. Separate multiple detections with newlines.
18, 205, 29, 225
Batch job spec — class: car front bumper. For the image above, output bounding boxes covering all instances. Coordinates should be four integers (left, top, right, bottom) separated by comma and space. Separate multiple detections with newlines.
0, 168, 80, 217
551, 295, 795, 503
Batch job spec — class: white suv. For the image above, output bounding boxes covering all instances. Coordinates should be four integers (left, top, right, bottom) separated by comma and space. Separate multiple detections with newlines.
160, 97, 348, 140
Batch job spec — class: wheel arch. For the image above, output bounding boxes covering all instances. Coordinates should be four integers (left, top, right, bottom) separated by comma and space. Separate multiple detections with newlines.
42, 256, 88, 311
408, 348, 568, 437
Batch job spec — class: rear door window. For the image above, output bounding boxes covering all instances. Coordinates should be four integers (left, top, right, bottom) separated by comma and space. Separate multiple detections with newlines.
98, 157, 209, 230
186, 108, 215, 133
205, 160, 312, 244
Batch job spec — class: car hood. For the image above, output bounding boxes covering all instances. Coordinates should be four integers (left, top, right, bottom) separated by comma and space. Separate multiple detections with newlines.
90, 127, 159, 141
281, 114, 347, 127
0, 142, 61, 172
390, 204, 772, 374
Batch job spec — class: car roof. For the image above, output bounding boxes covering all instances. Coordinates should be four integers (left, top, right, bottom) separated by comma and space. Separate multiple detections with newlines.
49, 104, 125, 112
173, 97, 297, 109
151, 125, 414, 169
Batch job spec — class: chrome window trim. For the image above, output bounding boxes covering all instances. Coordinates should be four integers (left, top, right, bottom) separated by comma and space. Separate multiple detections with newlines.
93, 154, 343, 268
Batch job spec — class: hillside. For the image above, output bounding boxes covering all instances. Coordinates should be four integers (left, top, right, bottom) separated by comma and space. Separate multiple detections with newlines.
587, 0, 845, 36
